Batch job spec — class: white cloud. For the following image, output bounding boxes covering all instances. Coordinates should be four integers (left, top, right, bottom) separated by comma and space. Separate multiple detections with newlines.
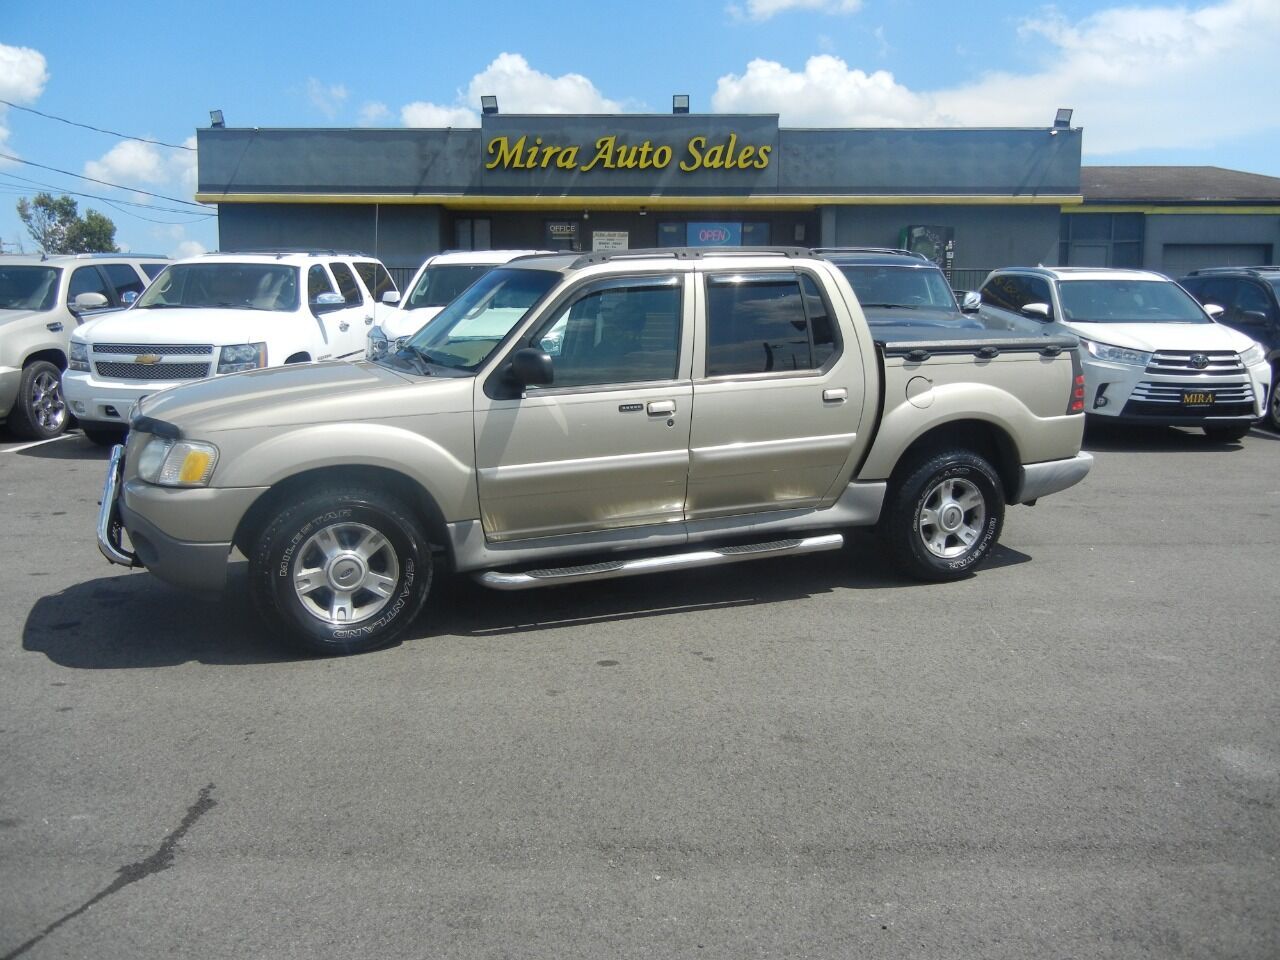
400, 52, 623, 128
730, 0, 862, 21
306, 78, 349, 119
358, 101, 390, 126
0, 43, 49, 163
0, 43, 48, 102
711, 0, 1280, 155
174, 238, 207, 259
85, 141, 167, 185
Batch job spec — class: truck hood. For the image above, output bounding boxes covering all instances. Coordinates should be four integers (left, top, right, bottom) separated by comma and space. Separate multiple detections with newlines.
136, 359, 458, 434
1062, 321, 1255, 353
77, 306, 297, 346
0, 307, 47, 328
380, 305, 443, 339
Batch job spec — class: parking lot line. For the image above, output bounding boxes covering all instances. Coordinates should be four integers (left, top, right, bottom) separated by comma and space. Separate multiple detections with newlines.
0, 433, 80, 455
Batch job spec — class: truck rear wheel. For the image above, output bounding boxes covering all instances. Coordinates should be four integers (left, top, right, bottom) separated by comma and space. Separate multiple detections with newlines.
882, 450, 1005, 582
248, 486, 432, 656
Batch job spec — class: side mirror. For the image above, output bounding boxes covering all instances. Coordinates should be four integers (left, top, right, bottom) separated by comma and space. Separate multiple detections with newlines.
381, 290, 401, 305
510, 347, 554, 387
960, 291, 982, 313
1022, 302, 1051, 321
72, 292, 110, 312
311, 291, 345, 313
121, 291, 139, 306
1203, 303, 1225, 320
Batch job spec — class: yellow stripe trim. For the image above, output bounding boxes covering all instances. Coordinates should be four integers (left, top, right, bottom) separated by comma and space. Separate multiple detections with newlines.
1066, 204, 1280, 215
195, 192, 1083, 210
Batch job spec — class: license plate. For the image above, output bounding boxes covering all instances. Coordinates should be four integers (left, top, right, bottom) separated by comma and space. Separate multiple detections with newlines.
1182, 392, 1214, 406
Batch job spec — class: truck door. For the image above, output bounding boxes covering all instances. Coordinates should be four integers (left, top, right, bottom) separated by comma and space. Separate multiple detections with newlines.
686, 268, 867, 521
474, 273, 693, 542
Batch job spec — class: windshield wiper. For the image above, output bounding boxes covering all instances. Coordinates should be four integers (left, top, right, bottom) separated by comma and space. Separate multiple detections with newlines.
393, 344, 436, 375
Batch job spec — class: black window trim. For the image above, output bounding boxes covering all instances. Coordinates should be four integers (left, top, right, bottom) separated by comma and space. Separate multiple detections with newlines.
699, 266, 843, 382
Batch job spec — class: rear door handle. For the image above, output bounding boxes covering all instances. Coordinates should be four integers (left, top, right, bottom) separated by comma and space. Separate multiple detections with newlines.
823, 388, 847, 403
364, 315, 374, 325
338, 321, 350, 332
647, 400, 676, 416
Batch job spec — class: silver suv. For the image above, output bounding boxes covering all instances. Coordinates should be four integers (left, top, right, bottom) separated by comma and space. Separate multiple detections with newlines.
0, 253, 167, 439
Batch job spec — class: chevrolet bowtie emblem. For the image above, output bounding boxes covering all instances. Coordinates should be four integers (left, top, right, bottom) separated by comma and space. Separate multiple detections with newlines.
134, 354, 162, 364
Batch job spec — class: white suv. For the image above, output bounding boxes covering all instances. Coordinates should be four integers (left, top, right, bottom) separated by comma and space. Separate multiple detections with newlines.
366, 250, 547, 359
63, 251, 398, 444
979, 267, 1270, 441
0, 253, 167, 439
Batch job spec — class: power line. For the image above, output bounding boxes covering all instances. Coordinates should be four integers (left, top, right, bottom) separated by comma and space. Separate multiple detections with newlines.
0, 152, 208, 208
0, 170, 215, 217
0, 98, 195, 151
101, 199, 214, 225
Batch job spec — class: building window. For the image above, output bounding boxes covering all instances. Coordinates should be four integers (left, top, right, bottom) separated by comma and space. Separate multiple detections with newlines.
454, 218, 492, 251
1061, 213, 1144, 268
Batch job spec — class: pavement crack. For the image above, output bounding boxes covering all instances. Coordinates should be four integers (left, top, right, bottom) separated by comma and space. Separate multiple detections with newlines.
2, 783, 216, 960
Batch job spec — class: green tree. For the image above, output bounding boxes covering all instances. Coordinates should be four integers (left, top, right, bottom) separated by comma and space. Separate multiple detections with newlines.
16, 192, 118, 254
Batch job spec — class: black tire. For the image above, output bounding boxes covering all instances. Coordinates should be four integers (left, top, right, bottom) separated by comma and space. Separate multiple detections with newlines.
82, 424, 126, 447
1267, 369, 1280, 432
248, 486, 433, 656
1203, 423, 1251, 442
8, 360, 69, 440
881, 449, 1005, 582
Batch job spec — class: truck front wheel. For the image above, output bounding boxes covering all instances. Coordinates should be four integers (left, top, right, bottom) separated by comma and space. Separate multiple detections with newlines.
248, 486, 433, 656
882, 450, 1005, 582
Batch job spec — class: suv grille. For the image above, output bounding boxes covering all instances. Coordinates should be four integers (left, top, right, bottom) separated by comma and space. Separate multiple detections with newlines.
1130, 381, 1254, 404
1145, 350, 1244, 376
94, 361, 211, 381
93, 343, 214, 355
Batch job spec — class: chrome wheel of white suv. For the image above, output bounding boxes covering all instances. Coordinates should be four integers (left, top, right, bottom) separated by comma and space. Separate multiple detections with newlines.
9, 360, 69, 440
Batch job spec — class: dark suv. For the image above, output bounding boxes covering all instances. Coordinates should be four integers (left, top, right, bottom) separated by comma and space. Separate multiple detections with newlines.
1180, 266, 1280, 429
816, 248, 987, 334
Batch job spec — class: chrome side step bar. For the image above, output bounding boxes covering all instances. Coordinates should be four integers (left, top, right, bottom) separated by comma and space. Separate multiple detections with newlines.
474, 533, 844, 591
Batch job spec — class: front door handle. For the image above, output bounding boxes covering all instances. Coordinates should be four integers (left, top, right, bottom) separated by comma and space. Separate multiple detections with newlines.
646, 400, 676, 416
338, 321, 350, 332
364, 315, 374, 325
823, 388, 847, 403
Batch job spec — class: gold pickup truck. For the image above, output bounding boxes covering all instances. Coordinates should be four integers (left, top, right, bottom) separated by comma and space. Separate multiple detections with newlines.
97, 248, 1091, 655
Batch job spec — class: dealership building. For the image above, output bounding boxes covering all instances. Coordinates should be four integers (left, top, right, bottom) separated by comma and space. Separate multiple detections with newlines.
195, 112, 1280, 288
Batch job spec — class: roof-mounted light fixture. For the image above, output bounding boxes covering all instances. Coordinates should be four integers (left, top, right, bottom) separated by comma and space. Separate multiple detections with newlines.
673, 94, 690, 115
481, 95, 499, 116
1054, 108, 1073, 128
209, 109, 225, 128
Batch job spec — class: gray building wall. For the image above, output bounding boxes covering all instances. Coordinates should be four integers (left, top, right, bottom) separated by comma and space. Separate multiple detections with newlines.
1140, 213, 1280, 271
827, 204, 1061, 271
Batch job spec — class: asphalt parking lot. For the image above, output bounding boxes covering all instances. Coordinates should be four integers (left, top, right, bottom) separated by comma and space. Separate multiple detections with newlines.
1, 422, 1277, 959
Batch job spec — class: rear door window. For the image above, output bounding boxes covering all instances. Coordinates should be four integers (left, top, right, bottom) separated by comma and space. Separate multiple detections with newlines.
704, 273, 838, 376
354, 261, 397, 301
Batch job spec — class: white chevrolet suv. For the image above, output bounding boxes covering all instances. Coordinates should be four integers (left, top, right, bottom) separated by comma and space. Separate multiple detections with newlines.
63, 251, 398, 444
366, 249, 547, 360
979, 267, 1270, 441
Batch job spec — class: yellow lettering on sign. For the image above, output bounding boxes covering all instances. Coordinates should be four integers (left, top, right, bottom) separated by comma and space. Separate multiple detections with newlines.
485, 135, 527, 170
680, 136, 707, 172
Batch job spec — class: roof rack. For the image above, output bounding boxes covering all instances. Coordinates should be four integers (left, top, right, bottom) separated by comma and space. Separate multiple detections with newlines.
567, 246, 814, 269
812, 246, 930, 261
217, 248, 375, 258
1184, 265, 1280, 276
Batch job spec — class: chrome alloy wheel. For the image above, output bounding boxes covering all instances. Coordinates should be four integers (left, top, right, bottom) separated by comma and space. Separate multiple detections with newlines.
917, 476, 986, 559
30, 369, 68, 433
291, 521, 401, 626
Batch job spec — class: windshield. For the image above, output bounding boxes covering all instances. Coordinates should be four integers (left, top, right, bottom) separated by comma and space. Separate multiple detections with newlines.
405, 264, 494, 310
1058, 280, 1209, 324
135, 263, 300, 311
0, 266, 61, 311
403, 268, 560, 370
837, 265, 958, 310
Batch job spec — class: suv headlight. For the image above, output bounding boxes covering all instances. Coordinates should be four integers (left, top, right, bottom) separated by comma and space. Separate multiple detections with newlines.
367, 326, 389, 360
217, 342, 267, 374
1081, 339, 1152, 366
135, 436, 219, 487
1240, 342, 1266, 366
69, 340, 89, 372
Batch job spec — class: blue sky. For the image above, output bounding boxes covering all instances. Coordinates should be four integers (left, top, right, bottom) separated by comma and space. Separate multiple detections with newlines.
3, 0, 1279, 256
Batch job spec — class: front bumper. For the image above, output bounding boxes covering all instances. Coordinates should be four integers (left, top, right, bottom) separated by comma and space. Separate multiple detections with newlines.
63, 370, 184, 426
1082, 355, 1268, 424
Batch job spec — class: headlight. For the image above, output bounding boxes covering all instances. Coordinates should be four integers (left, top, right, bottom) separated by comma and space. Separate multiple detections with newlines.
1240, 343, 1266, 366
367, 326, 389, 360
216, 342, 267, 374
135, 436, 219, 487
1081, 339, 1152, 366
69, 340, 89, 372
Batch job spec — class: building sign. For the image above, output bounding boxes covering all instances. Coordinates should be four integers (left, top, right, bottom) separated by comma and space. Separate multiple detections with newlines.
592, 231, 629, 251
485, 134, 771, 173
544, 220, 579, 251
687, 222, 743, 246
